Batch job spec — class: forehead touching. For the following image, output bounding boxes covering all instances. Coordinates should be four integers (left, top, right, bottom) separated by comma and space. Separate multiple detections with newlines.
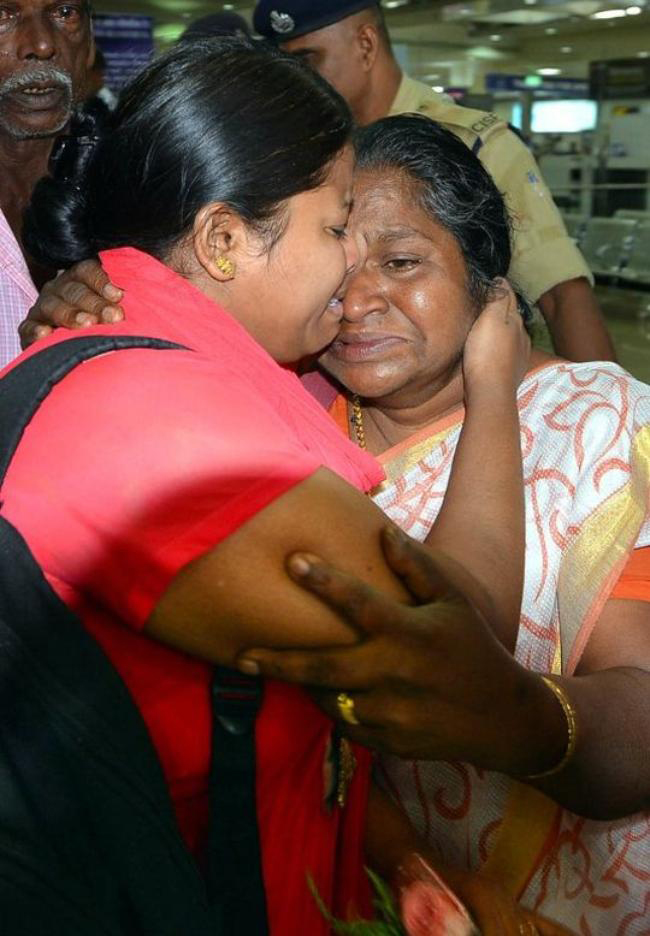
324, 145, 355, 201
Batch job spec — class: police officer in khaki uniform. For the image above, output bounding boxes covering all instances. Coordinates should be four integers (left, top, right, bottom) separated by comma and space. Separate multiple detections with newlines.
254, 0, 616, 363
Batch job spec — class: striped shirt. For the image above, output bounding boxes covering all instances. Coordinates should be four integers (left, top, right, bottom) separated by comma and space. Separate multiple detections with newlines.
0, 208, 37, 368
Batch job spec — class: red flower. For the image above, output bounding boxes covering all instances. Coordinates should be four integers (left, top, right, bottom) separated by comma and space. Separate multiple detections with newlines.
401, 876, 478, 936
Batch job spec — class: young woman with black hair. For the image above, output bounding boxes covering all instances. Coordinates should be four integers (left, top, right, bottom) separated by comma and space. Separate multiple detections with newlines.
4, 38, 568, 935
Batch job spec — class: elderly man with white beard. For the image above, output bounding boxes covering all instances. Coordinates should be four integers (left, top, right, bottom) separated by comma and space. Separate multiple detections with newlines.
0, 0, 93, 366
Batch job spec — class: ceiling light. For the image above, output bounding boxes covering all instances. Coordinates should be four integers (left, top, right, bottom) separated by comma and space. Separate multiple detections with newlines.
638, 50, 650, 56
591, 8, 627, 17
383, 0, 409, 7
467, 45, 509, 60
545, 26, 557, 33
223, 3, 235, 9
433, 85, 445, 92
561, 45, 573, 52
524, 0, 537, 5
490, 33, 502, 40
626, 4, 643, 12
537, 67, 561, 75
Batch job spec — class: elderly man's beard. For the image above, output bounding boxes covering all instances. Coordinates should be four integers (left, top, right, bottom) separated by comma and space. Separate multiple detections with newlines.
0, 65, 74, 140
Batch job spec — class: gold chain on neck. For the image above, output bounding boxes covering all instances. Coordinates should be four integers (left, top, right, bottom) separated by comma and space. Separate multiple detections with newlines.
350, 394, 366, 449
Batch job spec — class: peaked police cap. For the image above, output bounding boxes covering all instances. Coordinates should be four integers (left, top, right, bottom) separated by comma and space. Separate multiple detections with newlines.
253, 0, 378, 42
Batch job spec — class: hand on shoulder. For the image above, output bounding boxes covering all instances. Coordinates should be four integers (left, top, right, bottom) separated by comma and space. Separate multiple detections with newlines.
19, 259, 124, 349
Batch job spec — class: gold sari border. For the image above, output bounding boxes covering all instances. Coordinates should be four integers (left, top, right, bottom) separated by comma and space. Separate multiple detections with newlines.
561, 425, 650, 675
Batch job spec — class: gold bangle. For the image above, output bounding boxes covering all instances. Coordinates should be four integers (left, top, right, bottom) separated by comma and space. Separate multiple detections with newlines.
526, 676, 578, 780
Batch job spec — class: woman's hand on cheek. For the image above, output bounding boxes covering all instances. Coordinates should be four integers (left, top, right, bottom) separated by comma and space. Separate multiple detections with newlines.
461, 278, 531, 400
19, 259, 124, 349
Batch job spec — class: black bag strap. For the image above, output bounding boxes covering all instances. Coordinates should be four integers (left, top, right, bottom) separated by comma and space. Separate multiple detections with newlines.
207, 668, 268, 935
0, 335, 185, 482
0, 335, 218, 935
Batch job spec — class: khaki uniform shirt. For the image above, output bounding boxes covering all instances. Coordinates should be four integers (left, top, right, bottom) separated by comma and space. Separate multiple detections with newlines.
389, 74, 593, 303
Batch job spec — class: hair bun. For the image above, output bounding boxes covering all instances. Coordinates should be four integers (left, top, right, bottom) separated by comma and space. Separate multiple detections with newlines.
23, 110, 104, 268
47, 110, 103, 188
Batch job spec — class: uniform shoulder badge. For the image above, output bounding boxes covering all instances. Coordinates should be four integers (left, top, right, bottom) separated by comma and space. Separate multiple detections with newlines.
470, 112, 500, 135
270, 10, 296, 34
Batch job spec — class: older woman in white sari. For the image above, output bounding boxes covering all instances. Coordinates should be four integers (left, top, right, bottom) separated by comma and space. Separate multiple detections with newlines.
244, 116, 650, 936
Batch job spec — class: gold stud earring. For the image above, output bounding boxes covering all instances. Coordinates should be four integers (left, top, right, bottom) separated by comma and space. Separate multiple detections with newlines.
215, 255, 235, 277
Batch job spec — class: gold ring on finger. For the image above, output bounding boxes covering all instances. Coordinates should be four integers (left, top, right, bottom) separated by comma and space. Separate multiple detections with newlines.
336, 691, 360, 726
519, 922, 539, 936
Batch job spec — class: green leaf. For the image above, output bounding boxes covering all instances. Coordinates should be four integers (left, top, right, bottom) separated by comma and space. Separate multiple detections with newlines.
308, 870, 406, 936
366, 868, 404, 928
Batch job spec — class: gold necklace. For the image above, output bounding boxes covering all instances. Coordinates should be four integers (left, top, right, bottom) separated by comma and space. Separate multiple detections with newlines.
350, 394, 366, 449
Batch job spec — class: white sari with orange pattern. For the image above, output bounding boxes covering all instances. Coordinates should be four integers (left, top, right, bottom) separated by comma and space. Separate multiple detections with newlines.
370, 361, 650, 935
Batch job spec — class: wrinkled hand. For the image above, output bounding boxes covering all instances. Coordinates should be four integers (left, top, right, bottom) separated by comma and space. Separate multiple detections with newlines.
237, 528, 549, 773
19, 259, 124, 349
462, 278, 531, 398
